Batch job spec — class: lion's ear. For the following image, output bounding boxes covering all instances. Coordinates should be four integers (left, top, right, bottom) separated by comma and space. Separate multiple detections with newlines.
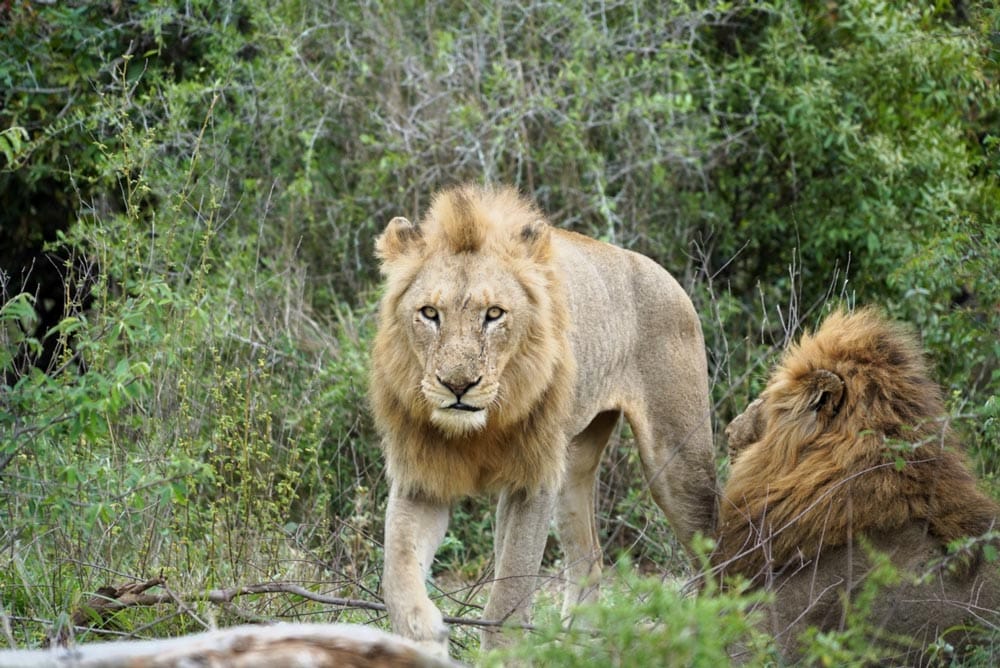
517, 220, 552, 262
806, 369, 845, 419
375, 217, 423, 264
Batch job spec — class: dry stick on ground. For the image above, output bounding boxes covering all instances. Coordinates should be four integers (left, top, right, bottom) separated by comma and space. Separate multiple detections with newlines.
3, 623, 461, 668
67, 578, 535, 634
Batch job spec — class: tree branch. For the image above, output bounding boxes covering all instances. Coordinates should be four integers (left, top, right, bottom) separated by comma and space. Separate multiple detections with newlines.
67, 578, 533, 633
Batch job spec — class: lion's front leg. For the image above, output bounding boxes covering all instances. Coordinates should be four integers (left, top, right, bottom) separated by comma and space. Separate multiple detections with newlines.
480, 486, 556, 652
383, 486, 451, 657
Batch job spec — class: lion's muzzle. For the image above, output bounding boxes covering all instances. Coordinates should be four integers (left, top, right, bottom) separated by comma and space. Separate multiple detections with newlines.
449, 401, 483, 412
423, 374, 495, 436
437, 375, 482, 402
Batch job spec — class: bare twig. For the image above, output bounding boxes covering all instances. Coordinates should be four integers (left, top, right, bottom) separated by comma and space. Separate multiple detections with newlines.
66, 578, 534, 635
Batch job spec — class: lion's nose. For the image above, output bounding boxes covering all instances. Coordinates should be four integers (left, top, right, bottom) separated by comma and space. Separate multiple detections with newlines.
438, 376, 481, 399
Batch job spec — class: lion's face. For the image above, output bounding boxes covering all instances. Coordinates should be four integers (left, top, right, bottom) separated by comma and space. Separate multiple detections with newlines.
724, 397, 766, 460
396, 252, 536, 436
371, 186, 575, 501
726, 366, 847, 469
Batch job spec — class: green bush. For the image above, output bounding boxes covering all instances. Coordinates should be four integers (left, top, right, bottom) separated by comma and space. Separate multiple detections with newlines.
488, 552, 775, 667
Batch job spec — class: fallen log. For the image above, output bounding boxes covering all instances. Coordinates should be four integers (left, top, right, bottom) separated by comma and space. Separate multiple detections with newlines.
0, 622, 461, 667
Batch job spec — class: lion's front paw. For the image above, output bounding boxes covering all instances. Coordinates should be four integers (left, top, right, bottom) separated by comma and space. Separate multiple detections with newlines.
394, 600, 450, 655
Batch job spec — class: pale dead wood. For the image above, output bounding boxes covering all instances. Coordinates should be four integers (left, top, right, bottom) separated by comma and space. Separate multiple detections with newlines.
0, 623, 462, 667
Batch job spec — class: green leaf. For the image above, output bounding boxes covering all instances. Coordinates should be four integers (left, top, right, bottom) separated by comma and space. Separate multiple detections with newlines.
0, 126, 29, 166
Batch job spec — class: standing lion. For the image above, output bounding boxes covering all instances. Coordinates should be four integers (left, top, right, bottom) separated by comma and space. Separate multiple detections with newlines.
370, 184, 716, 655
716, 307, 1000, 662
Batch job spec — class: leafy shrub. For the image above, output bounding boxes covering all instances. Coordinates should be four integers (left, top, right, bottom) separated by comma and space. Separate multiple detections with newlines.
487, 552, 774, 667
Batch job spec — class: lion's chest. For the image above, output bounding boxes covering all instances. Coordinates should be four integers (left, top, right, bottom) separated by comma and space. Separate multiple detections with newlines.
389, 419, 566, 502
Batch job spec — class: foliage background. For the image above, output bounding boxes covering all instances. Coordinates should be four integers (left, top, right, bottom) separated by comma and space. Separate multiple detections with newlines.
2, 0, 998, 662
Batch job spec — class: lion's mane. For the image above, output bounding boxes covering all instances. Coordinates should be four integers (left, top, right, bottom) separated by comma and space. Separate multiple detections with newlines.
714, 307, 998, 583
369, 186, 575, 503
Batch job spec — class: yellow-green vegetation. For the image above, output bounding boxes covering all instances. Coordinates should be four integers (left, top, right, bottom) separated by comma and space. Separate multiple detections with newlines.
2, 0, 999, 663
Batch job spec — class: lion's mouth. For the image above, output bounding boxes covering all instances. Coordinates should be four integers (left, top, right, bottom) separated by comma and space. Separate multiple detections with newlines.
448, 402, 483, 412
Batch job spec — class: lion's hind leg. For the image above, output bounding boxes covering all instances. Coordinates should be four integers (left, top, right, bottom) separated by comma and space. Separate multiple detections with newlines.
555, 410, 620, 619
628, 399, 716, 551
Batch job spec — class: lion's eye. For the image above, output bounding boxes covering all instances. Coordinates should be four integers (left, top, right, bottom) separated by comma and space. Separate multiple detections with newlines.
419, 305, 439, 321
485, 306, 505, 322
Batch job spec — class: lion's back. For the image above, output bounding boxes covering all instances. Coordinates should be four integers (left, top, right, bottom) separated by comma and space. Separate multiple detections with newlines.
550, 229, 707, 427
552, 229, 699, 342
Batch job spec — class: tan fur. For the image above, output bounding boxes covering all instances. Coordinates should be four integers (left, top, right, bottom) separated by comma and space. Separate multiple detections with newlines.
724, 397, 765, 462
716, 308, 1000, 660
372, 186, 573, 500
744, 524, 1000, 664
716, 308, 998, 582
372, 185, 716, 655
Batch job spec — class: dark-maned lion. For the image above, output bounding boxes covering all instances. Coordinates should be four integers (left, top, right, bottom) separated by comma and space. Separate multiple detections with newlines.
716, 307, 1000, 662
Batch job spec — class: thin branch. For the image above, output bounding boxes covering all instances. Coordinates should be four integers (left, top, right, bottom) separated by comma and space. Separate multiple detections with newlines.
67, 578, 535, 633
